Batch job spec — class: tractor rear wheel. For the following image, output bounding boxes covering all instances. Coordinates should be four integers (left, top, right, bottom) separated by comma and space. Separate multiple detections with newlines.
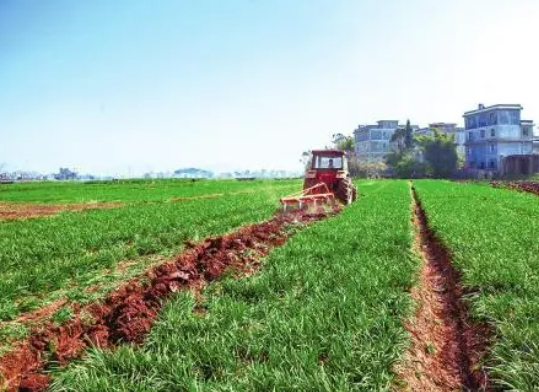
337, 178, 354, 205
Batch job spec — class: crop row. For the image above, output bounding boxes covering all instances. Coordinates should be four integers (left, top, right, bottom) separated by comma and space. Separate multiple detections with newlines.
49, 180, 417, 391
0, 188, 293, 324
414, 180, 539, 390
0, 179, 300, 203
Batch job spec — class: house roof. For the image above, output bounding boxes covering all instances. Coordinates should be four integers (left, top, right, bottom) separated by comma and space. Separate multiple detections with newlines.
311, 149, 344, 156
463, 104, 523, 116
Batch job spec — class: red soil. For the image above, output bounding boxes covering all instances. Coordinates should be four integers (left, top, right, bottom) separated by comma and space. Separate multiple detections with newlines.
0, 208, 336, 392
491, 180, 539, 196
396, 187, 492, 391
0, 202, 122, 220
0, 300, 66, 330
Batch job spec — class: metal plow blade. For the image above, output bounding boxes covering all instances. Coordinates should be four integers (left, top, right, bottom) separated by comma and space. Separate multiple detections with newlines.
279, 183, 337, 213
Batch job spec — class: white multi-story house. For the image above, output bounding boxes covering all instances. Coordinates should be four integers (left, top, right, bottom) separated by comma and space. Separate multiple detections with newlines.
354, 120, 398, 161
354, 120, 419, 161
463, 104, 536, 173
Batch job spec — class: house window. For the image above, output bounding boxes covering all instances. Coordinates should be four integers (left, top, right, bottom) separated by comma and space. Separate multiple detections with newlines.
480, 129, 485, 138
489, 112, 497, 125
510, 110, 521, 125
480, 161, 486, 169
490, 128, 495, 137
523, 127, 530, 137
489, 143, 495, 153
468, 116, 477, 129
468, 131, 473, 141
489, 160, 497, 169
499, 111, 510, 125
479, 114, 488, 127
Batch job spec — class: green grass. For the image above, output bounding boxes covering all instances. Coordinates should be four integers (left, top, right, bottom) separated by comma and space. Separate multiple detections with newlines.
414, 180, 539, 390
0, 181, 298, 323
50, 180, 417, 391
0, 179, 300, 203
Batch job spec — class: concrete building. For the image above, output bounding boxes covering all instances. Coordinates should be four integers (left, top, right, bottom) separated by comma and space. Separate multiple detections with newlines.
354, 120, 419, 161
354, 120, 399, 161
463, 104, 536, 174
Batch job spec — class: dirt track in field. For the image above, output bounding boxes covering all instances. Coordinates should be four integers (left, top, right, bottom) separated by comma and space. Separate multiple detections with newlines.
396, 186, 492, 391
0, 202, 123, 220
490, 180, 539, 196
0, 208, 338, 392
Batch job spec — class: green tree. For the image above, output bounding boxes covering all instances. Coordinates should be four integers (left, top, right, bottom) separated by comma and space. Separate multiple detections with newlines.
417, 129, 458, 177
351, 160, 387, 178
300, 150, 312, 170
404, 119, 414, 149
386, 150, 429, 178
332, 133, 355, 155
387, 120, 418, 177
390, 128, 407, 154
389, 120, 414, 156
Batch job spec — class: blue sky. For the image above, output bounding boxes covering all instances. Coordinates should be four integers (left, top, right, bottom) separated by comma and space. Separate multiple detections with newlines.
1, 0, 538, 175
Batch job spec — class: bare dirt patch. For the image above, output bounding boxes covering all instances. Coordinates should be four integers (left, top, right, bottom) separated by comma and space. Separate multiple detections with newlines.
0, 300, 66, 331
0, 208, 338, 392
0, 202, 123, 220
396, 186, 492, 391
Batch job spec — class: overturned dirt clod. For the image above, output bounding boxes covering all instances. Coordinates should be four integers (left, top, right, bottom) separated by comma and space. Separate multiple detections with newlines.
0, 208, 337, 391
396, 186, 492, 391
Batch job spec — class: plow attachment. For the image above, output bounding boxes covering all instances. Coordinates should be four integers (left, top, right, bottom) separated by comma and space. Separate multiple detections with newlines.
280, 183, 336, 212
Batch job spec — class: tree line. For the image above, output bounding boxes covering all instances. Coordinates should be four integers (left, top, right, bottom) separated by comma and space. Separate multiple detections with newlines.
329, 120, 459, 178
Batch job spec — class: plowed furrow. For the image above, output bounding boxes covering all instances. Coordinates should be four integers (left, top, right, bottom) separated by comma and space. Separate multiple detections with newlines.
0, 209, 337, 392
397, 186, 492, 391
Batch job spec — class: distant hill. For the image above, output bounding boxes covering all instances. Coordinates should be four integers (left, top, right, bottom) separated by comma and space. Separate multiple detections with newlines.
173, 168, 214, 178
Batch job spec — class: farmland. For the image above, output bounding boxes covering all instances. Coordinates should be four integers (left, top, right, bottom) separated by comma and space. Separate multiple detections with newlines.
0, 180, 299, 352
0, 179, 299, 203
1, 178, 539, 391
414, 180, 539, 390
50, 181, 416, 391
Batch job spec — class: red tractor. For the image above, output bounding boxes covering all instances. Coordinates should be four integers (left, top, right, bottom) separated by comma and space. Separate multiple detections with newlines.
280, 150, 357, 210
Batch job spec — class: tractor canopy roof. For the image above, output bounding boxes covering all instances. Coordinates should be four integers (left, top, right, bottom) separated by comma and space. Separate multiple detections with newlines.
311, 149, 345, 157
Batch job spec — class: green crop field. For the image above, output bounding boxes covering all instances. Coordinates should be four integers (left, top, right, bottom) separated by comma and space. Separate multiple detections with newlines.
414, 180, 539, 390
2, 178, 539, 391
0, 179, 300, 203
0, 180, 298, 353
50, 180, 416, 391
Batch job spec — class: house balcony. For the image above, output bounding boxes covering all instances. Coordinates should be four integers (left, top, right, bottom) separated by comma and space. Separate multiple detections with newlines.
465, 137, 534, 146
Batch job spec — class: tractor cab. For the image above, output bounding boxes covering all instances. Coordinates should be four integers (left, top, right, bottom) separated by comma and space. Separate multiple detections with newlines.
304, 150, 348, 192
312, 152, 344, 170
